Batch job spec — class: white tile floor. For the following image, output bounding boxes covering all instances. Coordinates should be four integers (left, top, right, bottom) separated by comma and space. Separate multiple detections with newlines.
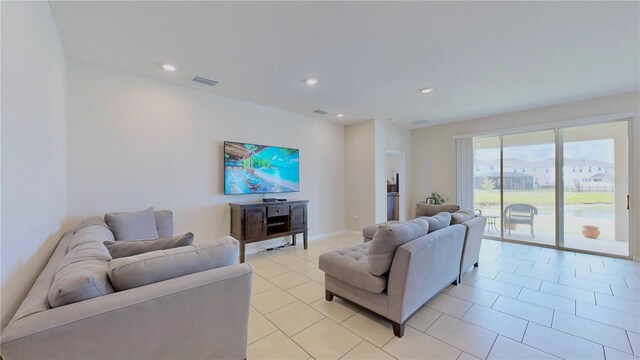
245, 233, 640, 359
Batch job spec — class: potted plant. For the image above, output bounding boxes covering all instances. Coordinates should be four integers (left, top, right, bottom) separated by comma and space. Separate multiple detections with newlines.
425, 192, 450, 205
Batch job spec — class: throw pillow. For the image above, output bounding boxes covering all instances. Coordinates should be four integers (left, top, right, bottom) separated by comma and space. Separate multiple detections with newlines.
108, 236, 239, 291
105, 207, 159, 241
154, 210, 174, 238
451, 209, 475, 225
424, 212, 452, 233
104, 232, 194, 259
368, 218, 429, 276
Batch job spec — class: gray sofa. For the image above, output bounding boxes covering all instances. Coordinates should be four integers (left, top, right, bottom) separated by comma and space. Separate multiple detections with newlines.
319, 216, 466, 337
0, 212, 253, 360
364, 206, 487, 282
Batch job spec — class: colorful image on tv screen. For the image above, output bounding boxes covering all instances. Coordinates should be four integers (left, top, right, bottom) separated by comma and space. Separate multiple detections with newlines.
224, 141, 300, 194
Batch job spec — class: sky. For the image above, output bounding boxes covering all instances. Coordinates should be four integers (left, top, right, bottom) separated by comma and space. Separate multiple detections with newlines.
475, 139, 614, 163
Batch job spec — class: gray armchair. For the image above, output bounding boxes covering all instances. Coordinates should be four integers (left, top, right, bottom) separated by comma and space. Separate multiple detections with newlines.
504, 203, 538, 237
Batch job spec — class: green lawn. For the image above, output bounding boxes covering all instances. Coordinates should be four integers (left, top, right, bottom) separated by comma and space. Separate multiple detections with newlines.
474, 190, 613, 206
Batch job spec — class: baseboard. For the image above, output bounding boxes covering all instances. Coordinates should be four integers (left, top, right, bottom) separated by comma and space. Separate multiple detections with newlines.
244, 229, 360, 256
309, 229, 360, 240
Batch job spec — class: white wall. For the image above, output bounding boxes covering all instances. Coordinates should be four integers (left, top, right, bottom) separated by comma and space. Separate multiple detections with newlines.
1, 2, 68, 328
66, 62, 346, 248
411, 91, 640, 259
344, 119, 413, 229
345, 120, 376, 230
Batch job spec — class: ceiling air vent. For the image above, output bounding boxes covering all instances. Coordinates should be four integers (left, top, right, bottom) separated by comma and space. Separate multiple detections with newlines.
192, 76, 218, 87
410, 119, 431, 126
313, 109, 329, 115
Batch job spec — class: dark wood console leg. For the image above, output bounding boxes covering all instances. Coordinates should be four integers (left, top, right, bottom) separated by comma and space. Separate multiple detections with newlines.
392, 322, 405, 338
303, 230, 308, 250
239, 241, 246, 263
474, 261, 479, 267
325, 290, 334, 301
292, 234, 297, 246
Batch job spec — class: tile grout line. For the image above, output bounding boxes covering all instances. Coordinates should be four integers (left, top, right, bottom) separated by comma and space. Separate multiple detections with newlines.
250, 235, 639, 359
335, 339, 364, 360
485, 332, 500, 359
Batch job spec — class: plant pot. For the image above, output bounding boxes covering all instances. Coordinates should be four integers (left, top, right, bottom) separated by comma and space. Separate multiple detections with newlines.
582, 225, 600, 239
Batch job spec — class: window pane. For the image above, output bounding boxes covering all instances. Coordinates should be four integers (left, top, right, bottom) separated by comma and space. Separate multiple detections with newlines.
502, 130, 556, 246
473, 136, 501, 237
561, 121, 629, 256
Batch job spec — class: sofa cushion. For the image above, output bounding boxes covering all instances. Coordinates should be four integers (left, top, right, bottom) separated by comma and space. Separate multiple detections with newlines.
105, 207, 159, 241
362, 221, 400, 240
451, 209, 475, 225
424, 212, 452, 233
319, 243, 387, 293
368, 218, 429, 276
415, 203, 460, 217
74, 216, 110, 233
104, 232, 194, 259
69, 223, 116, 249
154, 210, 174, 238
108, 236, 239, 291
48, 225, 115, 308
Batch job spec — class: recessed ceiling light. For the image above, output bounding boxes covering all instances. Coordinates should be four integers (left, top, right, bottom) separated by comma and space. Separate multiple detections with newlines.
421, 88, 433, 94
305, 78, 318, 86
336, 114, 344, 118
162, 64, 176, 72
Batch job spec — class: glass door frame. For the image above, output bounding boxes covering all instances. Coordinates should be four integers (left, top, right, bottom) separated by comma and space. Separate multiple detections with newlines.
556, 119, 632, 258
474, 118, 634, 259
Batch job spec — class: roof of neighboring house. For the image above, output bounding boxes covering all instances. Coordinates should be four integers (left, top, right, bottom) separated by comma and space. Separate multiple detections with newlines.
590, 173, 613, 180
476, 158, 612, 168
477, 172, 533, 178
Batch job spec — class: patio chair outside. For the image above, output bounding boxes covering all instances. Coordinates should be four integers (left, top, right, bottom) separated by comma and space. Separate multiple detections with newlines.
504, 203, 538, 237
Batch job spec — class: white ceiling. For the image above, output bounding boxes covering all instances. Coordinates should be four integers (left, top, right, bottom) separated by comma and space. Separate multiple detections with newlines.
49, 1, 639, 127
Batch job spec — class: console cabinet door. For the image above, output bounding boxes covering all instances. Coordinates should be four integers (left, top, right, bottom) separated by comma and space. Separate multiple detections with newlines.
290, 204, 306, 231
244, 208, 266, 240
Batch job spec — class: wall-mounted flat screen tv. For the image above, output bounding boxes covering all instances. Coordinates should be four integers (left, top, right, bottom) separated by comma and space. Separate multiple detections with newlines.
224, 141, 300, 195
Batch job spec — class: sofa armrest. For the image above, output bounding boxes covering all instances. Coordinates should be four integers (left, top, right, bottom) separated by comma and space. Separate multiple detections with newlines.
386, 224, 465, 323
0, 263, 253, 360
460, 216, 487, 272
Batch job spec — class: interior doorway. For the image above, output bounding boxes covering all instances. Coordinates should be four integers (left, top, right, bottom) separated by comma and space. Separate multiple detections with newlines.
386, 151, 405, 221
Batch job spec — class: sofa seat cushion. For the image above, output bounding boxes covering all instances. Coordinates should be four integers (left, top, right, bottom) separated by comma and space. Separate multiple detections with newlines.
108, 236, 239, 291
319, 243, 387, 294
368, 218, 429, 276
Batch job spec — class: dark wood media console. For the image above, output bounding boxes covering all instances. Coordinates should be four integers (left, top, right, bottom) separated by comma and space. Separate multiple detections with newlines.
229, 200, 308, 262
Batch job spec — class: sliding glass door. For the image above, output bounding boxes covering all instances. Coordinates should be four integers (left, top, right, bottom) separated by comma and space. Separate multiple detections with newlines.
560, 121, 629, 256
473, 136, 501, 238
470, 119, 631, 257
502, 130, 556, 246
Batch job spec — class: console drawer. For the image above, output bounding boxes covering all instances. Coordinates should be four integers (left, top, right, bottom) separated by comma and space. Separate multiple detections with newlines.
267, 205, 289, 217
